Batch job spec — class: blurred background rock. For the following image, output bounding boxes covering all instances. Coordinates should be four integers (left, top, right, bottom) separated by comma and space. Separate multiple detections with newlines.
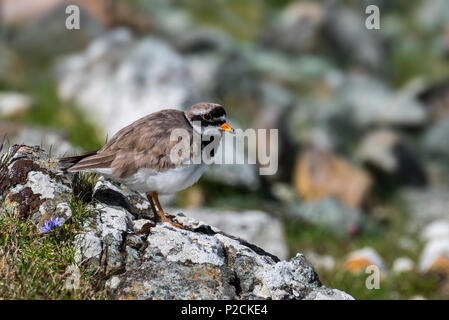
2, 0, 449, 299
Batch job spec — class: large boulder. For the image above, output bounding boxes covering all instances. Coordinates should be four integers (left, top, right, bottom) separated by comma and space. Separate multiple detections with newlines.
0, 145, 353, 300
179, 208, 289, 260
54, 28, 194, 137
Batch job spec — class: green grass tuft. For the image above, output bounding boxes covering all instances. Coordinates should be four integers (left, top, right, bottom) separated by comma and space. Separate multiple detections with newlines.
0, 171, 106, 299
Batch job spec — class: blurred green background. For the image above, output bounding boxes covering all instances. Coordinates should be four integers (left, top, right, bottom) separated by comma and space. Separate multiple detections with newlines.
2, 0, 449, 299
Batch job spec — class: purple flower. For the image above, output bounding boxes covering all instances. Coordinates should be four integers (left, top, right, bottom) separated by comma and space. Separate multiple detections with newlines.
39, 217, 64, 233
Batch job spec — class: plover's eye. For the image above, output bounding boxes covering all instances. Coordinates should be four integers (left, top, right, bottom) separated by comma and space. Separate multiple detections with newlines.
202, 113, 212, 121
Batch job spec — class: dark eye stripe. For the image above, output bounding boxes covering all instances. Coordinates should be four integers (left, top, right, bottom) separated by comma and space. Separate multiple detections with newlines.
190, 115, 225, 127
210, 107, 226, 118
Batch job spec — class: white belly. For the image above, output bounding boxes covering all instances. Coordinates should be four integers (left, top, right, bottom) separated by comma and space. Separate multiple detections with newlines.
113, 164, 206, 195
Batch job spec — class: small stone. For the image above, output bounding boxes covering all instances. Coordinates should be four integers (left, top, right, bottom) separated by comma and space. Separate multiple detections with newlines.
419, 238, 449, 275
0, 92, 32, 116
305, 252, 335, 271
421, 219, 449, 242
133, 219, 154, 233
105, 276, 121, 292
392, 257, 415, 274
344, 247, 386, 274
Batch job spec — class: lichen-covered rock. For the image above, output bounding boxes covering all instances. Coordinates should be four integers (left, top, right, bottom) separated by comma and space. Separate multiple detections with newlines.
112, 217, 352, 300
0, 145, 353, 300
1, 145, 73, 228
180, 208, 288, 260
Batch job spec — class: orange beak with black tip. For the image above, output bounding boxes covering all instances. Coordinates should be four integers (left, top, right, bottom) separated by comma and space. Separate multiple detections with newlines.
220, 122, 235, 133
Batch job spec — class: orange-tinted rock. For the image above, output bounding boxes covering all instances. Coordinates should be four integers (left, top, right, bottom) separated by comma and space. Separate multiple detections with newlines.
428, 255, 449, 276
343, 247, 386, 275
294, 148, 372, 208
344, 257, 373, 273
2, 0, 151, 32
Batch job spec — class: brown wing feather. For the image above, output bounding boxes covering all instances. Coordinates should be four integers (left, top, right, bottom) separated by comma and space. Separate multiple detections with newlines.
63, 109, 195, 178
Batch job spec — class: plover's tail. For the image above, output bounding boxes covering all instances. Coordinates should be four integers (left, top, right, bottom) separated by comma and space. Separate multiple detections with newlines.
59, 149, 116, 173
58, 149, 99, 172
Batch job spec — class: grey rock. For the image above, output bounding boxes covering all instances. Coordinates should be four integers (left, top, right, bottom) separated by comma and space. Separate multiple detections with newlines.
415, 0, 449, 33
323, 6, 385, 70
345, 247, 387, 275
357, 129, 427, 186
74, 227, 102, 267
186, 53, 223, 101
337, 74, 427, 127
245, 47, 334, 85
402, 187, 449, 227
144, 0, 233, 54
392, 257, 415, 274
287, 197, 363, 236
0, 92, 32, 117
419, 238, 449, 273
304, 252, 335, 272
0, 122, 80, 157
115, 219, 352, 300
357, 129, 401, 173
421, 219, 449, 243
262, 2, 325, 53
6, 3, 105, 58
180, 208, 288, 260
424, 114, 449, 158
55, 28, 194, 137
416, 78, 449, 121
185, 48, 260, 106
1, 144, 353, 300
1, 145, 73, 228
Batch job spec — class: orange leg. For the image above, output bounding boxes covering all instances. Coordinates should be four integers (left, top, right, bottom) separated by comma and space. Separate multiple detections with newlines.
148, 191, 184, 229
146, 193, 158, 220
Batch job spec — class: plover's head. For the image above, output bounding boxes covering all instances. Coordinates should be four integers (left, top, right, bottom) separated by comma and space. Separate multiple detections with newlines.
185, 102, 234, 135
